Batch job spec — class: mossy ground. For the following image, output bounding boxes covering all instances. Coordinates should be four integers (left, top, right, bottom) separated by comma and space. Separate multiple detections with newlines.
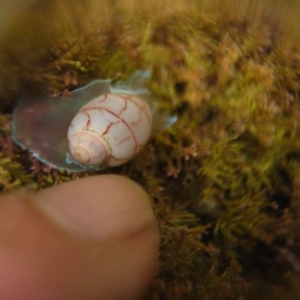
1, 0, 300, 298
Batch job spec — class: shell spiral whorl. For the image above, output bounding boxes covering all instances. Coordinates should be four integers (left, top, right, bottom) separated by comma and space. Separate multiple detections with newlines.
68, 131, 110, 165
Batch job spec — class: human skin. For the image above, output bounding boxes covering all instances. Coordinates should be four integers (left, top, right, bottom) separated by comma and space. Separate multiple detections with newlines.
0, 175, 159, 300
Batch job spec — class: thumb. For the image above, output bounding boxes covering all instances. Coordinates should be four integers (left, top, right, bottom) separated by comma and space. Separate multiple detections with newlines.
0, 174, 159, 300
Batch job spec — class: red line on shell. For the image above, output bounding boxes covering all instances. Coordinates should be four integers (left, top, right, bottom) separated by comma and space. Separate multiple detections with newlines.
115, 135, 133, 147
118, 94, 152, 125
96, 93, 108, 104
81, 107, 138, 150
110, 154, 130, 162
118, 95, 128, 114
130, 105, 142, 126
84, 111, 91, 128
102, 120, 120, 136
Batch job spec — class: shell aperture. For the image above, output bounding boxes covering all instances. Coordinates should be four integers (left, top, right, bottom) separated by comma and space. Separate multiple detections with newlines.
12, 71, 176, 172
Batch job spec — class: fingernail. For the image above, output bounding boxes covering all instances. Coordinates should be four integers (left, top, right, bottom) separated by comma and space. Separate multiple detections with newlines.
31, 175, 157, 241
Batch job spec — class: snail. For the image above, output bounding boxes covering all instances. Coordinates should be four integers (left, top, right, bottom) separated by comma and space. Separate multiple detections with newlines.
12, 71, 177, 172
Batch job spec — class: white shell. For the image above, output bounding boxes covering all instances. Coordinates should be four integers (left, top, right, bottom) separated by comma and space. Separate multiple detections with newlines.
67, 93, 152, 167
12, 71, 177, 172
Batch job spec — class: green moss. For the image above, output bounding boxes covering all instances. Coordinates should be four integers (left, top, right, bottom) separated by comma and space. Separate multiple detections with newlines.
1, 0, 300, 298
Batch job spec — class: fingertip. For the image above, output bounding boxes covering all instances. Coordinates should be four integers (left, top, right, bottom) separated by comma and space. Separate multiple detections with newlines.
33, 174, 159, 242
33, 174, 160, 299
